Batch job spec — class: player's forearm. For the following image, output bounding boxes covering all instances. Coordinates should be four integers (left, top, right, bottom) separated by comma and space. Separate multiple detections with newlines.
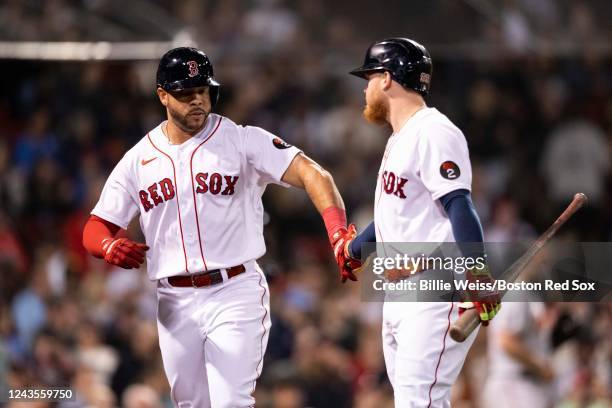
302, 166, 348, 241
281, 153, 346, 240
82, 215, 120, 258
302, 165, 345, 214
440, 189, 485, 257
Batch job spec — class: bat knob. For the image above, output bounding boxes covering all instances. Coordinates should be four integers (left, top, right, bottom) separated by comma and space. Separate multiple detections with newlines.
574, 193, 588, 207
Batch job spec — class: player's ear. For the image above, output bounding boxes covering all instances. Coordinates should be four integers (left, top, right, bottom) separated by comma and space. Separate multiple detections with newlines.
381, 72, 393, 91
157, 87, 168, 107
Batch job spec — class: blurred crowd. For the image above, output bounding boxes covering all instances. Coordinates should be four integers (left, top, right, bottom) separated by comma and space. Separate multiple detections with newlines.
1, 0, 611, 407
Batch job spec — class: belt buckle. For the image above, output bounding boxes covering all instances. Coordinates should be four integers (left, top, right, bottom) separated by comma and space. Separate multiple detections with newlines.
190, 271, 223, 288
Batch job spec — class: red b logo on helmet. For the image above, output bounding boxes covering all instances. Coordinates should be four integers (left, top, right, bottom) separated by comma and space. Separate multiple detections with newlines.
187, 61, 199, 77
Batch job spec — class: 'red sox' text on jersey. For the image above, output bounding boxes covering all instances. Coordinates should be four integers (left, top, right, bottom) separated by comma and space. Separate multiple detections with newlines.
91, 113, 301, 280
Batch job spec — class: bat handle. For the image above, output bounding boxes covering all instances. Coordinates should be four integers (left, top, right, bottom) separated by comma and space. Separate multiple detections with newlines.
450, 308, 480, 342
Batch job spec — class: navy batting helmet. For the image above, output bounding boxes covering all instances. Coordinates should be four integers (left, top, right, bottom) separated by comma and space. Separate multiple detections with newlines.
156, 47, 220, 106
350, 38, 432, 95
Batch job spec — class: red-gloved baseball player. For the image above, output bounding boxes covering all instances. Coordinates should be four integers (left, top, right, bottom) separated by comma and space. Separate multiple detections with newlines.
83, 47, 350, 407
335, 38, 501, 407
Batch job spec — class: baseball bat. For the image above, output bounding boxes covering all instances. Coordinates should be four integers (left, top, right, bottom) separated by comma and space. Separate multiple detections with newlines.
449, 193, 588, 343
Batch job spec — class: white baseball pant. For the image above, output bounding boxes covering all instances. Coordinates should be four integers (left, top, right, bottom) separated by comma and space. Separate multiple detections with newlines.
382, 300, 478, 407
156, 262, 271, 408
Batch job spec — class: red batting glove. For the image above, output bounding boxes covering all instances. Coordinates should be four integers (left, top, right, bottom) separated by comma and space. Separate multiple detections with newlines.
331, 224, 361, 283
102, 238, 149, 269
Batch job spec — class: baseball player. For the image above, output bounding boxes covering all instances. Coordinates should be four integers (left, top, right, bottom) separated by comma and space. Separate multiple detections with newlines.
82, 47, 353, 407
333, 38, 501, 406
483, 301, 554, 408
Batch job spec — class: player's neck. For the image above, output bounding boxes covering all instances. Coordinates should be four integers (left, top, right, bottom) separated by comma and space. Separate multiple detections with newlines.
388, 95, 426, 134
163, 119, 205, 145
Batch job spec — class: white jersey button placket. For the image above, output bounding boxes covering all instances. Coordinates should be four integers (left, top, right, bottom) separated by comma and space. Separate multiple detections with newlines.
179, 147, 205, 273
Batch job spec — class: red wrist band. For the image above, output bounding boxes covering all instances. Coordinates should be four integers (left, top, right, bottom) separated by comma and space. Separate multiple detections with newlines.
322, 206, 347, 241
83, 215, 120, 258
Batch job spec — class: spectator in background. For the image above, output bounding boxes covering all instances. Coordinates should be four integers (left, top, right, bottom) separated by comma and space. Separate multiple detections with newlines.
0, 213, 28, 274
483, 301, 556, 408
354, 388, 394, 408
0, 141, 26, 217
541, 115, 609, 207
242, 0, 300, 50
30, 329, 75, 386
553, 304, 611, 408
270, 381, 306, 408
69, 364, 117, 408
485, 197, 536, 242
122, 383, 163, 408
556, 329, 610, 408
75, 321, 118, 386
500, 0, 533, 53
10, 266, 48, 354
111, 320, 161, 400
12, 108, 58, 175
0, 303, 12, 393
293, 326, 353, 407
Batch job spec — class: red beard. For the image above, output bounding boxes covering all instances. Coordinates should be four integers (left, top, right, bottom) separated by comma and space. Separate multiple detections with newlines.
363, 94, 388, 125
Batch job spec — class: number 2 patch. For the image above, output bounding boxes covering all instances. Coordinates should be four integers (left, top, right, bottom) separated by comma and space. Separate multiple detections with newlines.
440, 161, 460, 180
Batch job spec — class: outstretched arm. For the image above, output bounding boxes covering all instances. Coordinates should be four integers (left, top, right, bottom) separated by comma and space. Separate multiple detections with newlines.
282, 153, 357, 282
281, 153, 346, 240
282, 153, 343, 210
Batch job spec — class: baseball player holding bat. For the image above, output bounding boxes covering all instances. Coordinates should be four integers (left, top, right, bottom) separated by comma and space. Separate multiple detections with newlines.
82, 47, 353, 407
333, 38, 501, 406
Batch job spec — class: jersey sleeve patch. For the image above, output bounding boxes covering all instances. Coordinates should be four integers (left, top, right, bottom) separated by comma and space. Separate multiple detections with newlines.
243, 126, 301, 186
439, 161, 461, 180
272, 137, 292, 149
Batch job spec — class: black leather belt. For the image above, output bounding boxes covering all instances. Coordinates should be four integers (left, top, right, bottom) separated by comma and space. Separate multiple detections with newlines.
167, 265, 246, 288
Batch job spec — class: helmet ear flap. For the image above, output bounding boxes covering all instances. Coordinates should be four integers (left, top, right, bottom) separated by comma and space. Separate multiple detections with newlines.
209, 85, 220, 107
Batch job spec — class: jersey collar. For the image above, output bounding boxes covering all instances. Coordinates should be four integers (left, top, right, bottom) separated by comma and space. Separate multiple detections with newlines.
394, 106, 431, 137
153, 113, 220, 148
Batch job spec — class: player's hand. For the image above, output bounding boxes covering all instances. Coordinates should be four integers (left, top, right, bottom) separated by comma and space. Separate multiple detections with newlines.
331, 224, 361, 283
458, 301, 501, 326
102, 237, 149, 269
459, 264, 501, 325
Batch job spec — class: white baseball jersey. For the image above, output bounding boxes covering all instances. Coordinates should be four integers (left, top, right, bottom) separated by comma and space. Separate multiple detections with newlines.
91, 113, 301, 280
374, 107, 472, 244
